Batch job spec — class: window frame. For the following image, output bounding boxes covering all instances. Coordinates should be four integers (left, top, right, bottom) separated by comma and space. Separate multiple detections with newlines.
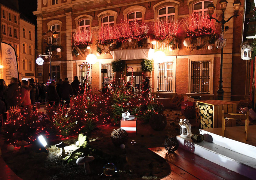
158, 6, 175, 23
52, 0, 58, 5
29, 31, 31, 40
23, 43, 26, 54
193, 0, 212, 17
8, 26, 12, 37
8, 12, 11, 21
14, 28, 18, 38
2, 23, 6, 35
23, 28, 26, 38
188, 55, 214, 94
49, 24, 61, 45
78, 19, 91, 32
101, 15, 115, 28
127, 11, 143, 23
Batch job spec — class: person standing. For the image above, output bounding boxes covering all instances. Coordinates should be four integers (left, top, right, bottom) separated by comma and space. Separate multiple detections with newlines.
71, 76, 80, 96
60, 78, 72, 106
29, 78, 36, 105
4, 77, 19, 109
47, 81, 60, 106
20, 80, 31, 107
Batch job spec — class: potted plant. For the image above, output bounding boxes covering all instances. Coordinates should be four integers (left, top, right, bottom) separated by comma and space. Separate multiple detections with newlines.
141, 59, 152, 78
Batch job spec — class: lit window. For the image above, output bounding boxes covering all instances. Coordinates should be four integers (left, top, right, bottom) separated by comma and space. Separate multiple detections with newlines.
78, 19, 90, 31
49, 24, 61, 45
158, 62, 175, 92
102, 16, 114, 28
191, 61, 210, 93
52, 0, 58, 5
23, 28, 25, 38
193, 1, 212, 18
127, 11, 142, 24
158, 6, 175, 23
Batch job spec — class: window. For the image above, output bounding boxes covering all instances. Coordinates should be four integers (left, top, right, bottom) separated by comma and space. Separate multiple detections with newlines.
8, 13, 11, 21
127, 11, 142, 23
14, 28, 17, 38
158, 6, 175, 23
49, 24, 61, 45
29, 61, 32, 71
157, 61, 175, 92
8, 27, 12, 37
29, 31, 31, 40
29, 45, 32, 55
23, 43, 26, 54
193, 1, 212, 17
14, 15, 17, 23
191, 61, 210, 93
52, 0, 58, 5
14, 44, 18, 55
2, 10, 5, 19
102, 16, 114, 27
23, 59, 26, 70
78, 19, 90, 31
51, 66, 60, 81
2, 24, 6, 35
23, 28, 25, 38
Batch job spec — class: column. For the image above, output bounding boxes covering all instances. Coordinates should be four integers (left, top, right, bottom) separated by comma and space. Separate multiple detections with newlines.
66, 11, 73, 81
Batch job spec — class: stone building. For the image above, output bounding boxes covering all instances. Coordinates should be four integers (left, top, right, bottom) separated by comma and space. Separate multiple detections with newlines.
33, 0, 246, 100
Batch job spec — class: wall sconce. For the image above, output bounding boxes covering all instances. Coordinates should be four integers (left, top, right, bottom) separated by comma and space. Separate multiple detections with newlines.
241, 42, 252, 61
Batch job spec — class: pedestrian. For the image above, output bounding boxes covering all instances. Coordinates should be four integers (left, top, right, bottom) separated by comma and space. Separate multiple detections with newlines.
60, 78, 72, 107
56, 79, 63, 99
20, 80, 31, 107
47, 81, 60, 106
4, 77, 19, 109
29, 78, 36, 105
71, 76, 80, 95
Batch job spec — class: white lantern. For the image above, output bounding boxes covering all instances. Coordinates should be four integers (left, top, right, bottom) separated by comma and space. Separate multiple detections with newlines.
241, 42, 252, 60
179, 119, 192, 138
36, 57, 44, 65
183, 38, 191, 47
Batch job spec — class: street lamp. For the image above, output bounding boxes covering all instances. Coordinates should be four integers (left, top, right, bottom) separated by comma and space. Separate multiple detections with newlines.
44, 30, 59, 82
207, 0, 241, 100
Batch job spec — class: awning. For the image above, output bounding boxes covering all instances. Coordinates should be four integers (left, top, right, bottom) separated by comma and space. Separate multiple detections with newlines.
110, 49, 150, 60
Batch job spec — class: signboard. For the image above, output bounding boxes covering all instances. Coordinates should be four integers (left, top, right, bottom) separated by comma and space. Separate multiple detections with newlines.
1, 43, 18, 83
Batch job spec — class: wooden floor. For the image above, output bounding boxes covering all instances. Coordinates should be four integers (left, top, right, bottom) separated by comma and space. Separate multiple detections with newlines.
203, 125, 256, 146
150, 147, 250, 180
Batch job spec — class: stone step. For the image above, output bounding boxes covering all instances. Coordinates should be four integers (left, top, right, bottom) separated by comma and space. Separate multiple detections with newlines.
177, 135, 256, 180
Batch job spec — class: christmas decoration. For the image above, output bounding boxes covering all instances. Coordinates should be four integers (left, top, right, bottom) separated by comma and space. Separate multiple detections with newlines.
164, 136, 179, 153
191, 134, 204, 143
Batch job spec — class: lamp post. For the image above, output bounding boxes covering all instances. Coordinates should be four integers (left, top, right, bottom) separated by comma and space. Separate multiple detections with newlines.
208, 0, 241, 100
46, 30, 59, 82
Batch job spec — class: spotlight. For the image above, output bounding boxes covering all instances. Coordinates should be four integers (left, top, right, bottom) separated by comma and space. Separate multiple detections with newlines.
38, 135, 47, 147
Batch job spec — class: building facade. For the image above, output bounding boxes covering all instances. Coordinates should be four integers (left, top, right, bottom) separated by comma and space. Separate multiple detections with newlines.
19, 18, 36, 80
0, 1, 36, 84
34, 0, 246, 100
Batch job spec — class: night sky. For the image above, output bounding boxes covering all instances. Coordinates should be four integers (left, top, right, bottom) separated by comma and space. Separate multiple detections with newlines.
19, 0, 37, 24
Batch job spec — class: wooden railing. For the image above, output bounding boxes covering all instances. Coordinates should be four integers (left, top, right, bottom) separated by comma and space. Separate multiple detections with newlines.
222, 110, 249, 141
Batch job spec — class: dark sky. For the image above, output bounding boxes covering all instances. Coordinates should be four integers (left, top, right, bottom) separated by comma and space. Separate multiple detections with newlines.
19, 0, 37, 24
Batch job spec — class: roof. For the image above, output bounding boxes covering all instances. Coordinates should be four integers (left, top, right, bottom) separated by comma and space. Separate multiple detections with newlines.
0, 0, 19, 12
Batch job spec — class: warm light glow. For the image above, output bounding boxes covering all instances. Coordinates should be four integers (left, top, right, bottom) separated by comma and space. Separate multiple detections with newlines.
219, 0, 228, 10
87, 46, 91, 49
148, 48, 155, 60
36, 57, 44, 65
0, 65, 3, 69
38, 135, 47, 147
86, 54, 97, 64
151, 41, 157, 45
153, 51, 166, 63
57, 48, 61, 53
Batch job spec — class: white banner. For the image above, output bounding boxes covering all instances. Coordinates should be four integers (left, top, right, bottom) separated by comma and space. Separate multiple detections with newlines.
1, 43, 18, 83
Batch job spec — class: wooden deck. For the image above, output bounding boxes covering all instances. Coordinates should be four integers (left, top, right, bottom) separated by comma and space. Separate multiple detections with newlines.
150, 147, 250, 180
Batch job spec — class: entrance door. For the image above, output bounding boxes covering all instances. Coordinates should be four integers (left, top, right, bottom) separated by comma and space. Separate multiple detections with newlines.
126, 64, 143, 92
